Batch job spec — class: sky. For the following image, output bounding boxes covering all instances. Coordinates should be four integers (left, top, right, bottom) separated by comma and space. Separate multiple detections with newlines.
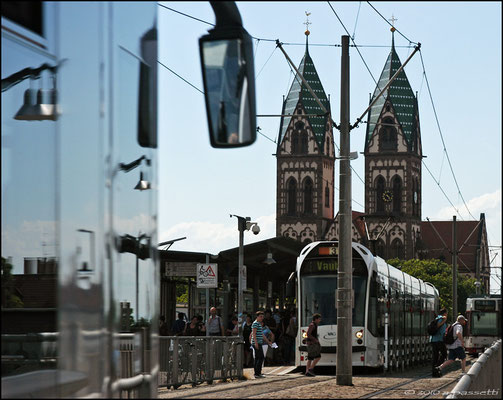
158, 2, 502, 293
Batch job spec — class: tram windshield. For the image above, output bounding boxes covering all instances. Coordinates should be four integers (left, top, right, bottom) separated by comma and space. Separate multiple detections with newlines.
299, 252, 368, 327
470, 312, 500, 336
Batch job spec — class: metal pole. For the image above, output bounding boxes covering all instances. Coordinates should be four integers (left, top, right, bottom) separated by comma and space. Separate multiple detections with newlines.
206, 254, 209, 336
476, 248, 480, 295
452, 216, 458, 318
336, 35, 352, 386
136, 252, 139, 321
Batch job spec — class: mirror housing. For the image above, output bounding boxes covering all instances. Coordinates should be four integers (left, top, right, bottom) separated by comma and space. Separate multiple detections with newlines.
199, 2, 256, 148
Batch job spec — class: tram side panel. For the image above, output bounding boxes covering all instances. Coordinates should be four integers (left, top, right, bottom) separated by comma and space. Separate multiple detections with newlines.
1, 3, 158, 398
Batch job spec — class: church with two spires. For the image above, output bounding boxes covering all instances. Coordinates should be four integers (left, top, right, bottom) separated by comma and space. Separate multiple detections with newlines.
274, 26, 490, 291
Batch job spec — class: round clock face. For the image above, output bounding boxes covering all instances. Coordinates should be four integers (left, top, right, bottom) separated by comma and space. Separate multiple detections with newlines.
382, 191, 393, 202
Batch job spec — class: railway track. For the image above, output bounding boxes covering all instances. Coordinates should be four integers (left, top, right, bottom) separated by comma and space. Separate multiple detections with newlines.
359, 372, 461, 399
158, 361, 471, 399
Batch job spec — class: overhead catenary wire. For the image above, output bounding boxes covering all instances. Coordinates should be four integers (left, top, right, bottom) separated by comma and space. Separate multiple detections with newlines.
327, 1, 378, 86
366, 1, 418, 45
157, 3, 414, 49
419, 50, 476, 221
157, 60, 204, 94
257, 126, 365, 210
351, 2, 362, 40
158, 2, 495, 246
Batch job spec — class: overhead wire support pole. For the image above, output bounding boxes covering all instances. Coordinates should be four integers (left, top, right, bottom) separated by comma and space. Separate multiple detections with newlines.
351, 43, 421, 130
275, 39, 340, 130
336, 34, 352, 387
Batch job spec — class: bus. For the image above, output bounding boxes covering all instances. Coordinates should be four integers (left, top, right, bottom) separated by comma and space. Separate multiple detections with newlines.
292, 241, 439, 370
464, 296, 501, 356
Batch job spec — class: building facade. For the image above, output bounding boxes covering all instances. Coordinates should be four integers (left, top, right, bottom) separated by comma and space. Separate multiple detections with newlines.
276, 33, 336, 244
274, 30, 490, 293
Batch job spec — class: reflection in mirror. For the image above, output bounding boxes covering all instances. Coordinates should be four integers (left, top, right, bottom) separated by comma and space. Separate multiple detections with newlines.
201, 38, 255, 147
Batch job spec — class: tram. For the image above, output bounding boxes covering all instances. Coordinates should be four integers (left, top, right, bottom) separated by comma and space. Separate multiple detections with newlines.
464, 296, 501, 356
292, 241, 439, 369
2, 2, 255, 397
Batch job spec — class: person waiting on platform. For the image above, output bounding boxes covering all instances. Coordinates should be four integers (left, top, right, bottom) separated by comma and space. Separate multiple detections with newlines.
183, 315, 204, 336
171, 313, 186, 336
305, 313, 322, 376
251, 311, 272, 378
207, 307, 225, 336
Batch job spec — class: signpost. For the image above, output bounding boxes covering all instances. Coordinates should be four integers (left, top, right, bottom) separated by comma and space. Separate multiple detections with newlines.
196, 263, 218, 288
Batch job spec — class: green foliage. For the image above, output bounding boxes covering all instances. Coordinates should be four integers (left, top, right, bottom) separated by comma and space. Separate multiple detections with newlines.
176, 281, 188, 304
387, 258, 476, 319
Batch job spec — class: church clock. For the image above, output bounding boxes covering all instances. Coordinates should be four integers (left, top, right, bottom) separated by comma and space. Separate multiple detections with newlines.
382, 190, 393, 202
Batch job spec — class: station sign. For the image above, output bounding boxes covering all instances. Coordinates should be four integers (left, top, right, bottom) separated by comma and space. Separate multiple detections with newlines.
164, 262, 197, 277
196, 263, 218, 288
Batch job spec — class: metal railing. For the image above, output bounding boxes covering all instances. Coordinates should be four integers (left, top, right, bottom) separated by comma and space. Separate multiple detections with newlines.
2, 333, 244, 396
158, 336, 243, 389
446, 339, 502, 399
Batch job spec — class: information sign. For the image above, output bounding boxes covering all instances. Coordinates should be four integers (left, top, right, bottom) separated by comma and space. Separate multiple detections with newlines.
196, 263, 218, 288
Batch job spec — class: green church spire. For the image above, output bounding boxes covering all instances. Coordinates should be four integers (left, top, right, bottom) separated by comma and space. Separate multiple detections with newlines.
366, 24, 417, 149
278, 17, 330, 150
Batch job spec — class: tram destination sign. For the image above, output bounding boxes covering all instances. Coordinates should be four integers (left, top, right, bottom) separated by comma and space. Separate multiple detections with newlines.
164, 262, 197, 277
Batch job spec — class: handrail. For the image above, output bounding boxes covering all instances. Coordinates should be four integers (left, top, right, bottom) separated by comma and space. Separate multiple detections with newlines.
446, 339, 502, 399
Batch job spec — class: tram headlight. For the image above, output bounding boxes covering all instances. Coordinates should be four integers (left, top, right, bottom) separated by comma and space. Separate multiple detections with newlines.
355, 330, 364, 339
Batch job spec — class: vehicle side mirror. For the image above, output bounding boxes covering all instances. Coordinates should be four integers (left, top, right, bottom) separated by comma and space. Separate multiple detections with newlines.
199, 4, 256, 148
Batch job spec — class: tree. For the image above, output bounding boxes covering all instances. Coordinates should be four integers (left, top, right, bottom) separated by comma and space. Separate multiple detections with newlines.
1, 257, 24, 308
387, 258, 476, 320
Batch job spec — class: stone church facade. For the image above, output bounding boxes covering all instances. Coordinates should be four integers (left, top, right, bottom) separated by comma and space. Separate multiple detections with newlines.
275, 31, 490, 291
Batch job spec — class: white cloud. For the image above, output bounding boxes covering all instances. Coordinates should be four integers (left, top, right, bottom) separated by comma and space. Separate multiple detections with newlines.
159, 213, 276, 254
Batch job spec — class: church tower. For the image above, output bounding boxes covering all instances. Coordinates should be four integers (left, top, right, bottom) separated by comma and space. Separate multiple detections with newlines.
276, 27, 336, 244
363, 28, 423, 259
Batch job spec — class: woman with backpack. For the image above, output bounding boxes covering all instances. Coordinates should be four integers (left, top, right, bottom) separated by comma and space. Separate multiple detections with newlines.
429, 308, 448, 377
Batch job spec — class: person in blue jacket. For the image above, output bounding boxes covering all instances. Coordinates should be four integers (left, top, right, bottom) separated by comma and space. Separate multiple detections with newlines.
431, 308, 448, 377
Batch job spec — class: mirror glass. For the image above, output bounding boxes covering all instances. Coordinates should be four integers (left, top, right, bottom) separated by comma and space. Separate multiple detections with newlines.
201, 38, 255, 147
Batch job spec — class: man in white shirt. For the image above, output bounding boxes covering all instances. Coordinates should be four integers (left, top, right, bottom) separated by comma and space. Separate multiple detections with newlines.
435, 315, 467, 376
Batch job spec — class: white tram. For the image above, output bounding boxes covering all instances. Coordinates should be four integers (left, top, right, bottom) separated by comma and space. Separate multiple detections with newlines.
464, 296, 501, 356
293, 241, 439, 369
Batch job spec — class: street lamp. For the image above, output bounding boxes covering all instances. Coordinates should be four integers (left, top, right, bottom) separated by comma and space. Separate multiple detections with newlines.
230, 214, 260, 338
474, 280, 482, 295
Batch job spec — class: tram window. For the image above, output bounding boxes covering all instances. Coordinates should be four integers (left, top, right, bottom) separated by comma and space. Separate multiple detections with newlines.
300, 275, 367, 327
471, 312, 499, 336
1, 2, 43, 36
368, 272, 378, 336
474, 300, 496, 312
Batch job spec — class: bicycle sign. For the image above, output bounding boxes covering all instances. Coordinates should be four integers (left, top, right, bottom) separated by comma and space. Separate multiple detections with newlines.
196, 263, 218, 288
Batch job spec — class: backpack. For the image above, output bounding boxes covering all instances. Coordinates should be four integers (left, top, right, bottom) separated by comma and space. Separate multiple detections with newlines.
427, 318, 439, 335
443, 323, 458, 345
